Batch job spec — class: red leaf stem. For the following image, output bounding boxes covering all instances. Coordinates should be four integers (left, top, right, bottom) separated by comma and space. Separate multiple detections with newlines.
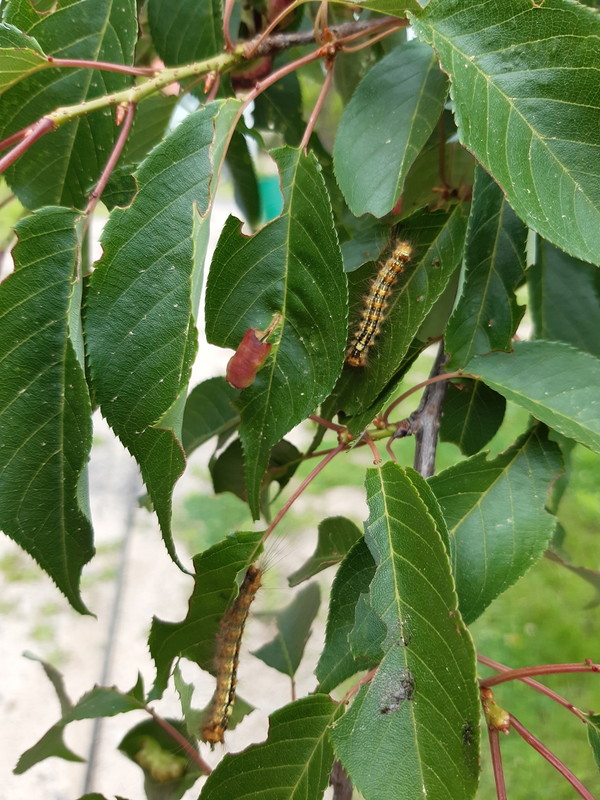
308, 415, 346, 433
0, 118, 54, 175
487, 726, 507, 800
0, 125, 31, 153
147, 708, 212, 776
509, 714, 596, 800
46, 56, 155, 76
481, 661, 600, 689
300, 62, 334, 150
262, 442, 346, 541
84, 101, 137, 219
478, 654, 588, 722
381, 371, 464, 425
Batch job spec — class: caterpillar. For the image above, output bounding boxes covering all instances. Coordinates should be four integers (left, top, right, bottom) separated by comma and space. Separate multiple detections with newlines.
345, 240, 413, 368
202, 564, 262, 745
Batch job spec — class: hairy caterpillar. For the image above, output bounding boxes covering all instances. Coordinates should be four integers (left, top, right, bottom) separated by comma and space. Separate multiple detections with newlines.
345, 241, 413, 368
202, 564, 262, 745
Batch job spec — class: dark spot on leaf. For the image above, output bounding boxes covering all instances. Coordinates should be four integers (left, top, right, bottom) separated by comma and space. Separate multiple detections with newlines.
462, 720, 474, 747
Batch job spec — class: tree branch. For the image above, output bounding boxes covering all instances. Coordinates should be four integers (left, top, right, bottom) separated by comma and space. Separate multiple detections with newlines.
246, 15, 405, 57
410, 342, 449, 478
330, 760, 353, 800
0, 15, 403, 177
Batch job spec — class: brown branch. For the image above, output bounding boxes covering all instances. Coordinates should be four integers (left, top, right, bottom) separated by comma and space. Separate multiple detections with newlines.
246, 0, 308, 57
410, 342, 450, 478
246, 15, 404, 58
1, 16, 405, 177
330, 760, 353, 800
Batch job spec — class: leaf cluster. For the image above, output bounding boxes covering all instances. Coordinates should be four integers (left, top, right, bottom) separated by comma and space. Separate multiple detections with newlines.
1, 1, 599, 798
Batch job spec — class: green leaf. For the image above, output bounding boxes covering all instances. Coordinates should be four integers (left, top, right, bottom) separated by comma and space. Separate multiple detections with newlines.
316, 539, 378, 693
76, 795, 131, 800
333, 0, 421, 15
23, 652, 72, 715
226, 130, 261, 230
348, 591, 385, 666
100, 165, 137, 211
529, 239, 600, 357
586, 713, 600, 772
252, 583, 320, 678
398, 115, 476, 221
0, 208, 93, 613
205, 147, 347, 518
439, 380, 506, 457
86, 100, 240, 566
148, 0, 223, 65
330, 464, 479, 800
334, 40, 448, 217
446, 166, 527, 368
210, 438, 248, 500
120, 93, 178, 166
199, 695, 340, 800
415, 261, 462, 343
334, 42, 389, 107
148, 530, 263, 699
253, 68, 304, 147
118, 718, 201, 799
411, 0, 600, 265
466, 341, 600, 454
76, 794, 124, 800
331, 206, 467, 431
431, 426, 562, 624
210, 438, 301, 514
182, 377, 240, 456
288, 516, 362, 587
1, 0, 137, 209
0, 22, 48, 93
340, 215, 389, 272
16, 684, 145, 774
